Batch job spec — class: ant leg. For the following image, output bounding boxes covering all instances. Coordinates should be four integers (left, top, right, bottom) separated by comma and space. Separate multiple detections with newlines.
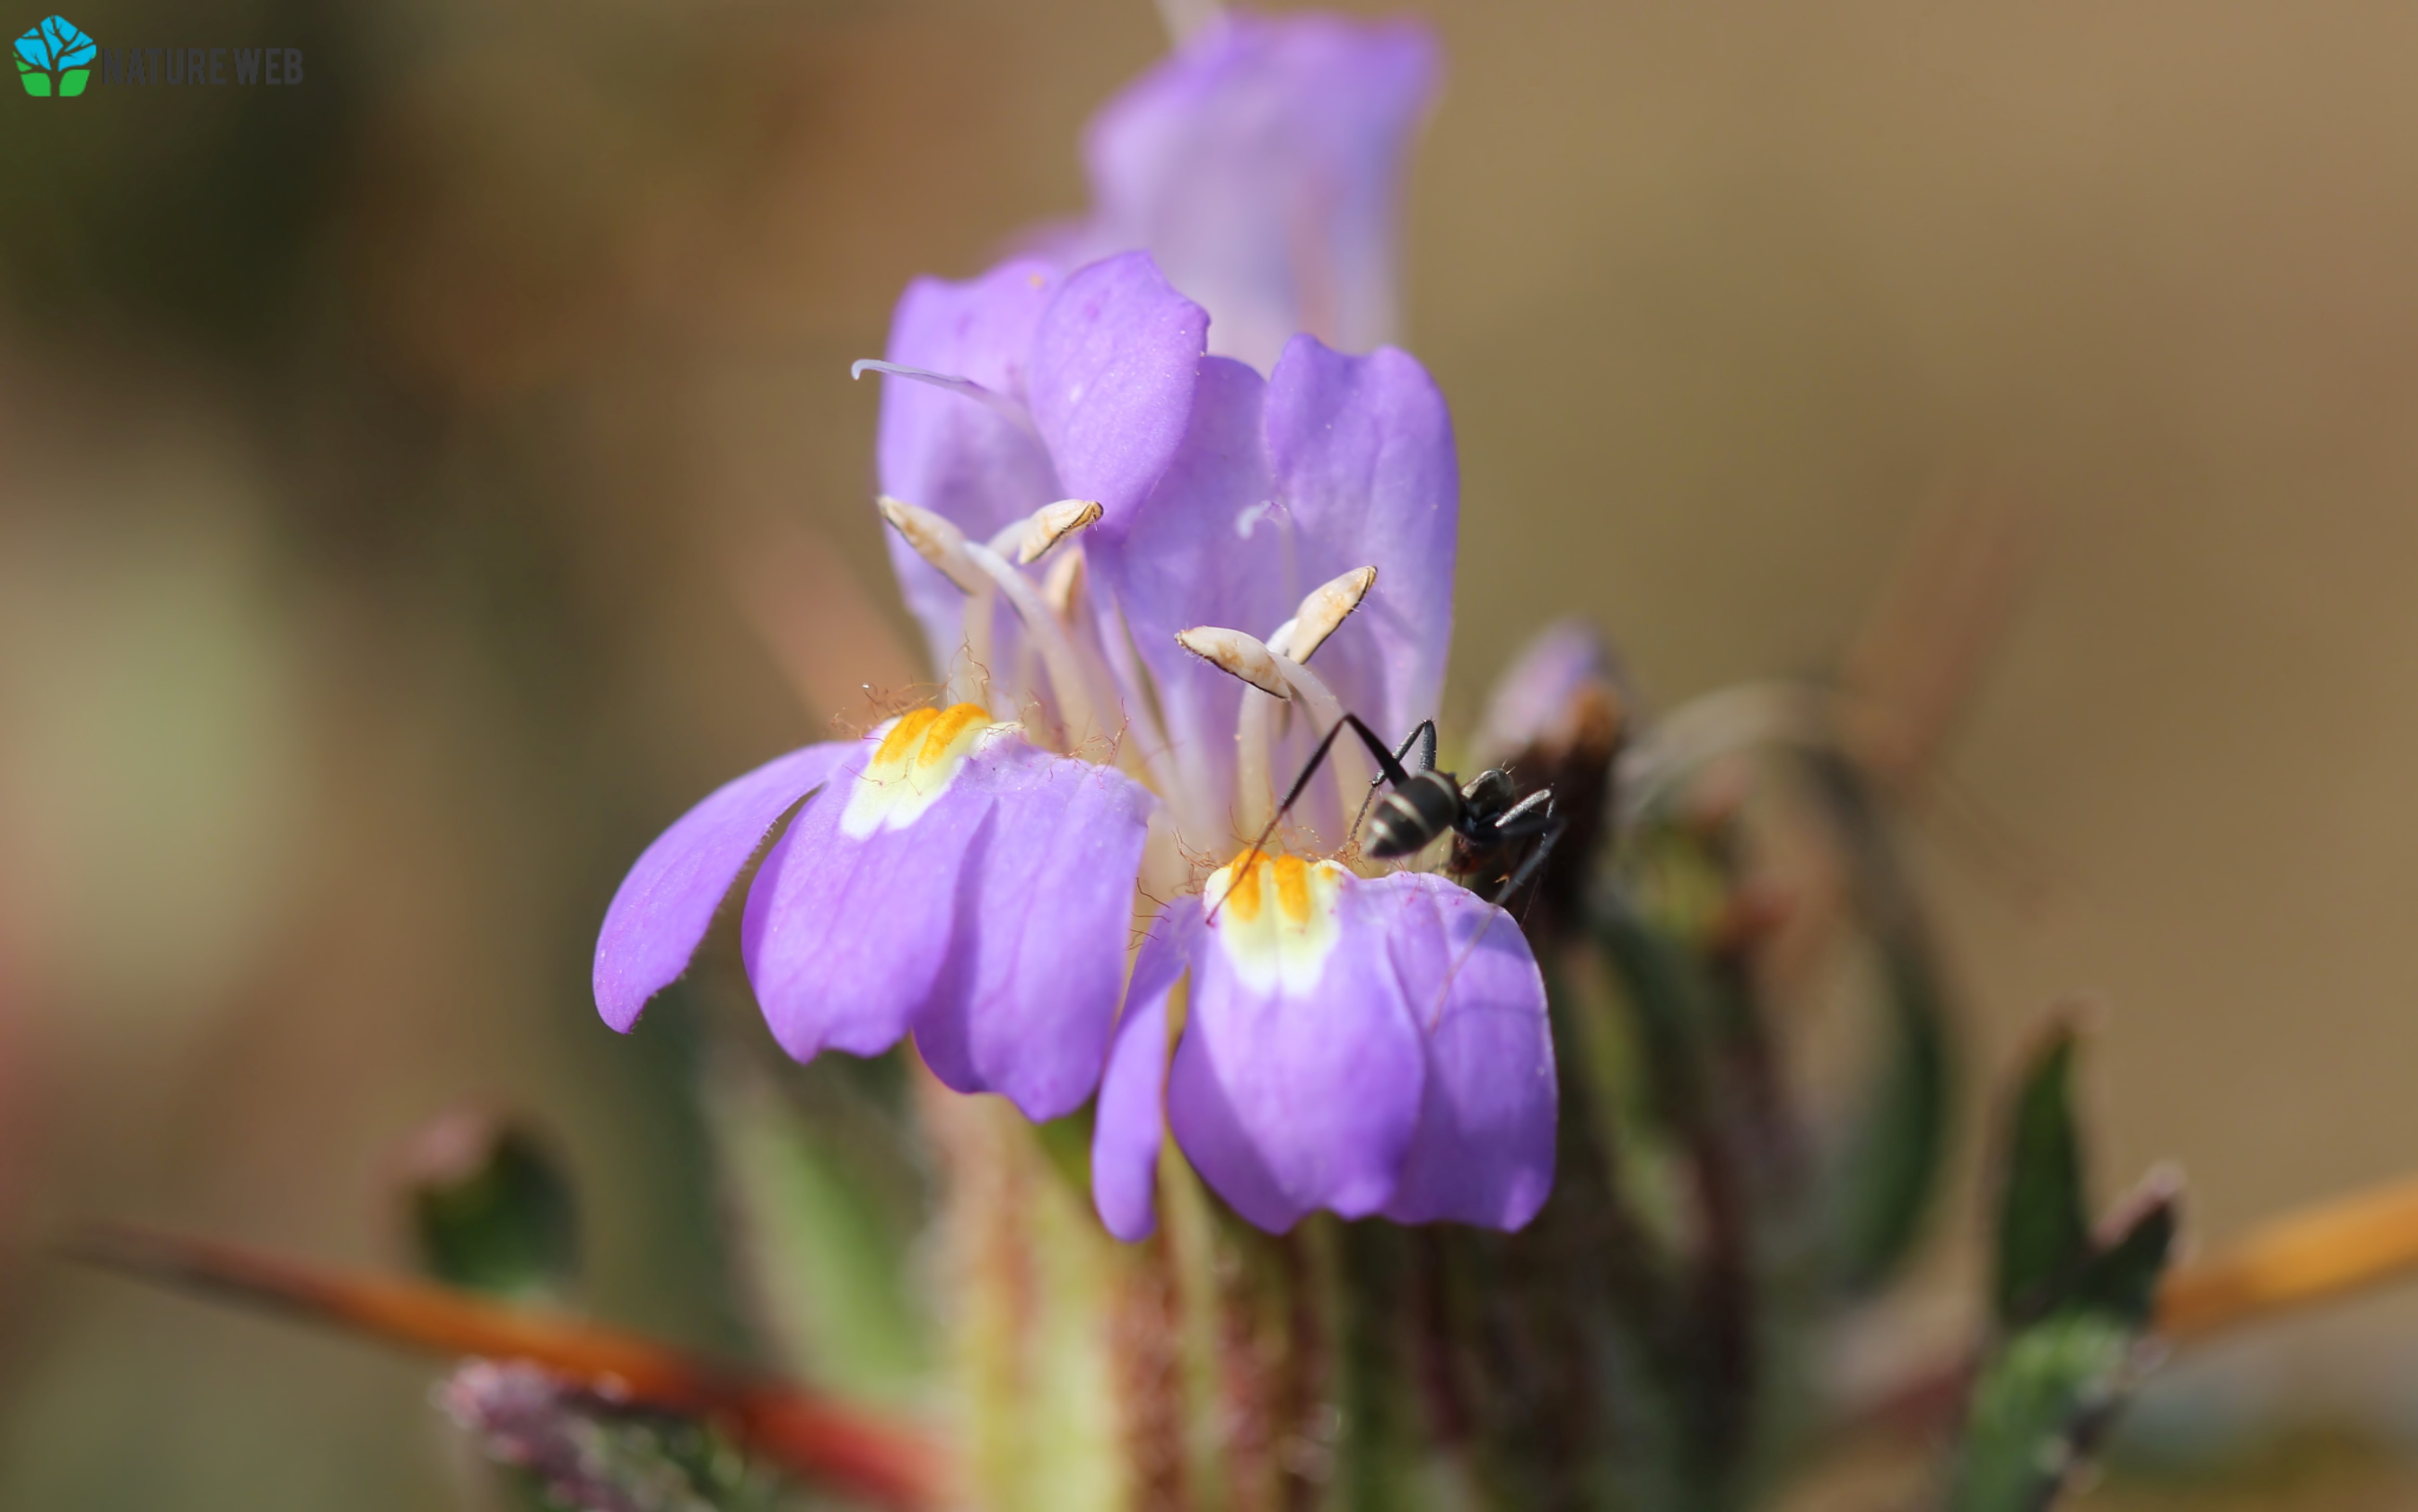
1489, 786, 1557, 841
1491, 814, 1567, 914
1349, 719, 1436, 848
1218, 714, 1413, 921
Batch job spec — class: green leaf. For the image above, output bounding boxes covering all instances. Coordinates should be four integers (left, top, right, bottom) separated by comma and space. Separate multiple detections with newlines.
2068, 1177, 2181, 1328
1828, 936, 1953, 1296
1794, 746, 1957, 1296
1943, 1313, 2138, 1512
1946, 1038, 2181, 1512
1995, 1027, 2091, 1326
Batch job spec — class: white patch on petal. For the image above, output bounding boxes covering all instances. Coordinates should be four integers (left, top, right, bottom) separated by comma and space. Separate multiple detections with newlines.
840, 703, 1018, 837
1234, 500, 1281, 539
1207, 851, 1347, 995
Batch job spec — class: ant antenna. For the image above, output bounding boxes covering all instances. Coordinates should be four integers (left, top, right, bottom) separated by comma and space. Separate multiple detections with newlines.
1209, 713, 1420, 924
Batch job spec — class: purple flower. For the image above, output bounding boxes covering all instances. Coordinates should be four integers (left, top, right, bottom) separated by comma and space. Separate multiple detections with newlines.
869, 250, 1458, 849
598, 233, 1553, 1231
862, 244, 1552, 1234
1096, 860, 1555, 1240
594, 704, 1152, 1122
1034, 10, 1439, 375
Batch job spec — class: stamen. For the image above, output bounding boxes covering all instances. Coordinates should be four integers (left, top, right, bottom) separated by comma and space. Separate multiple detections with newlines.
851, 359, 1041, 440
962, 539, 1108, 751
1269, 566, 1377, 663
1262, 649, 1373, 833
1178, 626, 1285, 837
1041, 547, 1086, 622
1175, 627, 1290, 699
989, 499, 1104, 566
1097, 602, 1203, 838
957, 578, 1000, 713
876, 496, 988, 595
878, 496, 1010, 712
1179, 624, 1373, 847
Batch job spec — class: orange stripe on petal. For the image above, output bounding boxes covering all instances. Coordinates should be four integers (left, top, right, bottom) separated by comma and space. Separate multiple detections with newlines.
1272, 856, 1314, 925
873, 706, 940, 767
918, 703, 994, 767
842, 704, 1017, 838
1206, 849, 1345, 994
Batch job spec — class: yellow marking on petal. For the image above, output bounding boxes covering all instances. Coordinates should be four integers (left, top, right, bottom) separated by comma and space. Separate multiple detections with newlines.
1218, 850, 1268, 924
918, 703, 993, 767
1206, 849, 1346, 995
874, 706, 941, 767
841, 703, 1017, 838
1274, 856, 1315, 923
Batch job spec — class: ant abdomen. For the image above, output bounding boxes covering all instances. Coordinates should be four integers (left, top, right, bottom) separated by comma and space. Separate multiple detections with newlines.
1366, 771, 1462, 859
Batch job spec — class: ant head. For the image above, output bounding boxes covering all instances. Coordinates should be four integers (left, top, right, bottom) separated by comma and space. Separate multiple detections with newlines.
1459, 766, 1516, 813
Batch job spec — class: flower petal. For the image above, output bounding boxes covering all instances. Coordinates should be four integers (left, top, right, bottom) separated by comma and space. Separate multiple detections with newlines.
593, 741, 853, 1032
1074, 12, 1439, 373
1027, 252, 1208, 532
911, 742, 1157, 1120
738, 708, 1011, 1065
1261, 336, 1459, 746
1091, 898, 1204, 1242
874, 261, 1066, 667
1168, 858, 1425, 1230
1373, 874, 1558, 1230
1086, 354, 1282, 825
740, 760, 987, 1065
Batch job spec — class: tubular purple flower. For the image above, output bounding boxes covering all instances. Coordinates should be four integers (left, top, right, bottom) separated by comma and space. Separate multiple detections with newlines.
1038, 10, 1441, 374
600, 235, 1548, 1234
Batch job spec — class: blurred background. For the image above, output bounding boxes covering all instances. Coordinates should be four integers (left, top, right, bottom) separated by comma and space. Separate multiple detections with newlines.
7, 0, 2418, 1505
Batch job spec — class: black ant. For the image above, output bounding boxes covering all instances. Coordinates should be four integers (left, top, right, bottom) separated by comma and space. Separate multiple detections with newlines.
1223, 713, 1565, 915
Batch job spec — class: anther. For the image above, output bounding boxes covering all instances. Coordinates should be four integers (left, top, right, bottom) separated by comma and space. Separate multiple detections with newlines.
1176, 627, 1291, 700
876, 496, 988, 595
1269, 566, 1378, 663
1010, 499, 1104, 565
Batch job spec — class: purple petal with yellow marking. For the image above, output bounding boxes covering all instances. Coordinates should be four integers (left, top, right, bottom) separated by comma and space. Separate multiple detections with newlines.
740, 757, 987, 1066
1168, 856, 1425, 1229
738, 706, 1154, 1118
593, 741, 853, 1033
912, 742, 1156, 1120
1373, 873, 1557, 1230
1091, 898, 1204, 1242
